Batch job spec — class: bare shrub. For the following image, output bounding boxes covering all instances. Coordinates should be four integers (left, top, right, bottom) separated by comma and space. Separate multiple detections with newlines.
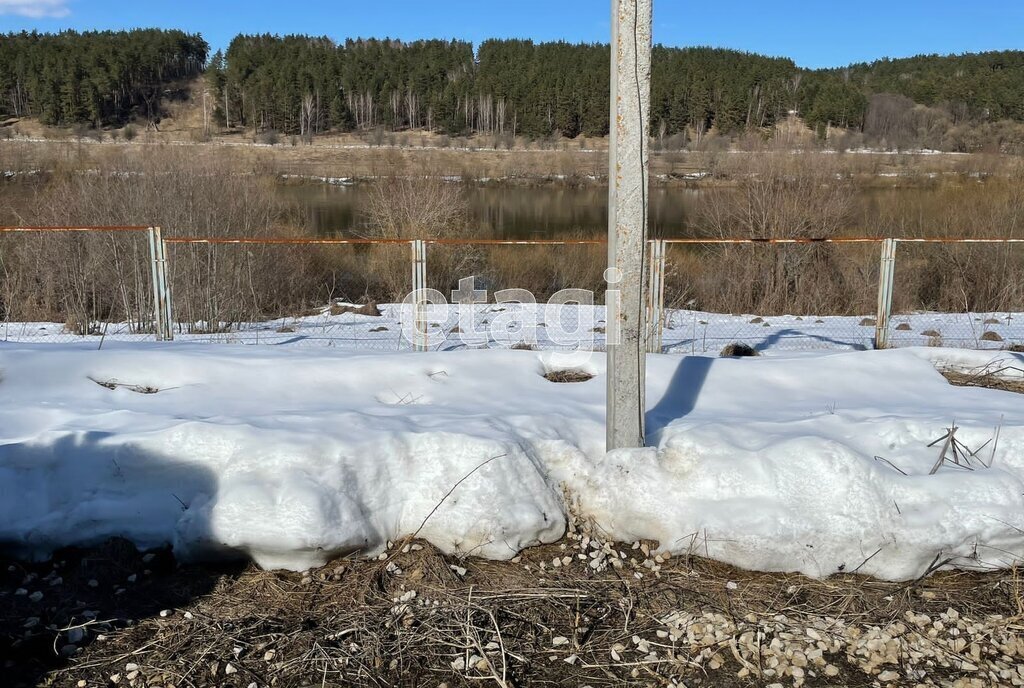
168, 242, 359, 331
884, 174, 1024, 314
361, 176, 472, 300
3, 148, 312, 331
0, 231, 153, 332
258, 130, 280, 146
698, 152, 853, 239
894, 242, 1024, 314
677, 153, 865, 315
363, 176, 468, 240
26, 147, 283, 236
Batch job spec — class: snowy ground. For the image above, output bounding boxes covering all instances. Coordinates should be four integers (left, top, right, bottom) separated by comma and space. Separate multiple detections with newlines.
2, 304, 1022, 352
1, 340, 1022, 581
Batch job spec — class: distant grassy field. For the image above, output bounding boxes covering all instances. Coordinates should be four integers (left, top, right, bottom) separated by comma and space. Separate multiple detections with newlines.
2, 132, 1019, 186
4, 75, 1020, 184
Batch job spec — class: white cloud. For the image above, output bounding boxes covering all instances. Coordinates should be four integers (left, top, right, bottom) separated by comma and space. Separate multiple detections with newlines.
0, 0, 71, 19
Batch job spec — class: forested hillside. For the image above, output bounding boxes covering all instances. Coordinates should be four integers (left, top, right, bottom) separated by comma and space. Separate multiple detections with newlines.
209, 37, 1024, 149
2, 28, 1023, 151
0, 29, 208, 127
214, 38, 800, 139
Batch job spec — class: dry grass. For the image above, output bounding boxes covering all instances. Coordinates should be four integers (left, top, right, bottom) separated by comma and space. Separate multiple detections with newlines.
720, 343, 759, 358
543, 369, 595, 383
0, 137, 612, 184
5, 135, 1022, 191
329, 302, 382, 317
4, 525, 1022, 688
3, 141, 1023, 329
696, 152, 855, 240
360, 176, 475, 300
942, 364, 1024, 395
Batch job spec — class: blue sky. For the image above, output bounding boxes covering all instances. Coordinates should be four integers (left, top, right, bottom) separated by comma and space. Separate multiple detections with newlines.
1, 0, 1022, 68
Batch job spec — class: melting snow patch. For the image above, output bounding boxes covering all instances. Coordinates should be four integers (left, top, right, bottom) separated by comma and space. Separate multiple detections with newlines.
0, 344, 1023, 579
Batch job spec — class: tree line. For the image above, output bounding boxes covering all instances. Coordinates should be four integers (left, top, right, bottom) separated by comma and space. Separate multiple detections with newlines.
212, 38, 808, 140
198, 38, 1024, 149
0, 29, 208, 127
3, 29, 1024, 150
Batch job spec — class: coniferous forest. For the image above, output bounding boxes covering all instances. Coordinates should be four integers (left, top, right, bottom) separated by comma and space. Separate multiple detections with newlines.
0, 29, 208, 126
2, 28, 1024, 148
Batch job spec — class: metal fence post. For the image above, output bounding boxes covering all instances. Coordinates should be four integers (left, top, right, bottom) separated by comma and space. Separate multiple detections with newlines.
147, 227, 168, 341
411, 239, 428, 351
645, 239, 666, 353
875, 238, 897, 349
158, 233, 174, 340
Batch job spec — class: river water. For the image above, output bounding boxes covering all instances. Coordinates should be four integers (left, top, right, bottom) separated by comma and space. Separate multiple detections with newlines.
283, 183, 703, 238
282, 181, 957, 239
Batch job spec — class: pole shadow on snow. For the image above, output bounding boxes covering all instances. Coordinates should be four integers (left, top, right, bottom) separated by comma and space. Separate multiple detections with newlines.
753, 328, 869, 352
661, 329, 869, 355
0, 434, 242, 687
645, 355, 714, 446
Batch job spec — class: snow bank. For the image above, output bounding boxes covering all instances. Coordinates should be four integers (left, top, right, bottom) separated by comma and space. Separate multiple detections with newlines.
1, 343, 1022, 580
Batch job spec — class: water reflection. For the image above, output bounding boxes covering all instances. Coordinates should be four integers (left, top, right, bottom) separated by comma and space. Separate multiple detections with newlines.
282, 182, 704, 239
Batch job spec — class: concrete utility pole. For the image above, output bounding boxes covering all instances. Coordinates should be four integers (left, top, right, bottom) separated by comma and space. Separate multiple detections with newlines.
607, 0, 653, 450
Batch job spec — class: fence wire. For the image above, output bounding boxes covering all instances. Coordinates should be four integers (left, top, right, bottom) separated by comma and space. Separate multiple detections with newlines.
660, 240, 883, 354
887, 241, 1024, 349
3, 229, 1023, 354
165, 239, 412, 348
422, 240, 607, 351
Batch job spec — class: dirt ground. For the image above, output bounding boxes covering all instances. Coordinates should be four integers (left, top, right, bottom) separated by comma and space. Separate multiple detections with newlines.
3, 522, 1022, 688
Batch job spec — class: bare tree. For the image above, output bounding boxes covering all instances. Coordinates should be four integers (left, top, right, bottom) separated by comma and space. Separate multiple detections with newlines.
300, 93, 318, 143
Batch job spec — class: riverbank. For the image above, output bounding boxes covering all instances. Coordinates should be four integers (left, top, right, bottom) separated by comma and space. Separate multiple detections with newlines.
2, 132, 1018, 189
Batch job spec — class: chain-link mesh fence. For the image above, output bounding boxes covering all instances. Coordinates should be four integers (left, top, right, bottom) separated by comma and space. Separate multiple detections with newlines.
165, 238, 412, 348
886, 240, 1024, 349
659, 240, 883, 354
4, 229, 1023, 354
0, 228, 155, 344
421, 240, 608, 351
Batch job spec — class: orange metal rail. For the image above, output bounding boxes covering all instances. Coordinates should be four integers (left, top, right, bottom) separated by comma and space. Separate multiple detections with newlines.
662, 237, 884, 244
891, 238, 1024, 244
0, 225, 151, 233
427, 238, 607, 245
164, 237, 412, 245
163, 237, 608, 246
3, 227, 1023, 245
